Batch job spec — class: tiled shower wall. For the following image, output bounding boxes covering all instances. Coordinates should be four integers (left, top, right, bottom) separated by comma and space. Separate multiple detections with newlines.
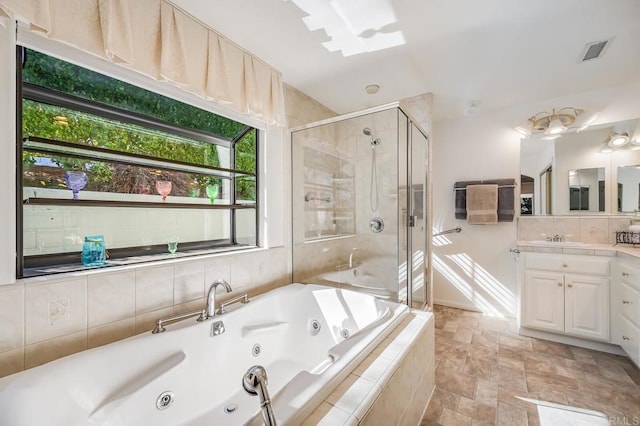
0, 247, 289, 377
518, 215, 635, 244
292, 108, 401, 284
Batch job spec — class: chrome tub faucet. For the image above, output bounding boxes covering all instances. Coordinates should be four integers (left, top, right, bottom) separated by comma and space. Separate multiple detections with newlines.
349, 247, 359, 268
206, 279, 233, 319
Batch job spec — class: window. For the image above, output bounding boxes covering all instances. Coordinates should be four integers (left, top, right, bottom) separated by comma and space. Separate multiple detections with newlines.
18, 47, 258, 277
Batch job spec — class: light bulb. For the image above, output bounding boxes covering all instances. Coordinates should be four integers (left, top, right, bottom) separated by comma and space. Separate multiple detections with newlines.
545, 117, 565, 135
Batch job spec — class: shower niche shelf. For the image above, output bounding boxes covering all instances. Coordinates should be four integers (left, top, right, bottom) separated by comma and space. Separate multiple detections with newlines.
303, 147, 355, 241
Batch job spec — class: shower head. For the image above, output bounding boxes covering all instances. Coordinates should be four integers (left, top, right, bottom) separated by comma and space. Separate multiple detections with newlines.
363, 127, 381, 147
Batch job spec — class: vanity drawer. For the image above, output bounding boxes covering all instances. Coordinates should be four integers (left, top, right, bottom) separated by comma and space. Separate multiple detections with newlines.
620, 281, 640, 327
525, 254, 610, 276
619, 262, 640, 290
619, 315, 640, 367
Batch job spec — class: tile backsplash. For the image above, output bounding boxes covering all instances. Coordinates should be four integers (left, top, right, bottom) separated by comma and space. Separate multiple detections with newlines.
518, 215, 637, 244
0, 247, 289, 377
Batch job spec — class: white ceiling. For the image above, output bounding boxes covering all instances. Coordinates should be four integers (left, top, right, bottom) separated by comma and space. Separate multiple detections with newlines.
170, 0, 640, 123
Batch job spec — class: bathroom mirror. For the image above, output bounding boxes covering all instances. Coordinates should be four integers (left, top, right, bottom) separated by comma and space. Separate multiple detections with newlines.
520, 117, 640, 215
568, 167, 605, 212
617, 165, 640, 212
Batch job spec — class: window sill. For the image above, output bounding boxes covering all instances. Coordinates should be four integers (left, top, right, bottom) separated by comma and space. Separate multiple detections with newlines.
21, 244, 261, 280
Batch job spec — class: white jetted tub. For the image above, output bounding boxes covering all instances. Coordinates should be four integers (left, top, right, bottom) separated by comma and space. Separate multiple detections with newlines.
0, 283, 409, 425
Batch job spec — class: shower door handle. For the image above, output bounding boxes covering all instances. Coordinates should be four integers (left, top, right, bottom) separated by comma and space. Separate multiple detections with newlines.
408, 215, 417, 227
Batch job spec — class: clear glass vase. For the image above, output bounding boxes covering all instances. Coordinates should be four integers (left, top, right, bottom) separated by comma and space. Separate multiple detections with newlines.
82, 235, 106, 266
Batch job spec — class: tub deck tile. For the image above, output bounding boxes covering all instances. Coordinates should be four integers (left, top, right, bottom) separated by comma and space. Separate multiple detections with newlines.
301, 402, 356, 426
326, 373, 382, 422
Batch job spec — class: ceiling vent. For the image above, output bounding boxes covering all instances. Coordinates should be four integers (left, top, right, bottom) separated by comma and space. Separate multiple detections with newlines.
581, 39, 610, 62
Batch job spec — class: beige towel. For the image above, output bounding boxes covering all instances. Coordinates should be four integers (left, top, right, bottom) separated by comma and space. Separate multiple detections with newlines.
466, 184, 498, 224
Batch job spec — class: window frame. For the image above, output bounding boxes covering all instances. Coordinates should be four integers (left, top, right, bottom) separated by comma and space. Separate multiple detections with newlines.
16, 46, 260, 277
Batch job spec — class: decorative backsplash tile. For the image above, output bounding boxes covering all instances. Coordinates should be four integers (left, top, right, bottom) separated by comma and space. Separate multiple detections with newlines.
579, 217, 609, 244
25, 278, 87, 345
518, 215, 638, 245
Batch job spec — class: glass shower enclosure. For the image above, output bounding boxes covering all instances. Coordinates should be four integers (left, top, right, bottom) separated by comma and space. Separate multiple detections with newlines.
291, 103, 431, 308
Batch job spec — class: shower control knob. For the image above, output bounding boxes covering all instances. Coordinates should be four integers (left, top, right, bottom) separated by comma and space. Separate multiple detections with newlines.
369, 217, 384, 233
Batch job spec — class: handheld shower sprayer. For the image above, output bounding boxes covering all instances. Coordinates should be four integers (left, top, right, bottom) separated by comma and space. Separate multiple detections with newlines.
362, 127, 381, 146
363, 127, 380, 211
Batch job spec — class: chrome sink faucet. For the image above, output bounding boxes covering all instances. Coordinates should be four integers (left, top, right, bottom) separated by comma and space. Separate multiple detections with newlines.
206, 279, 232, 319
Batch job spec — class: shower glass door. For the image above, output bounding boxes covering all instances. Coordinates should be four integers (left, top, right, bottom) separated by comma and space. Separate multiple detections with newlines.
409, 122, 428, 308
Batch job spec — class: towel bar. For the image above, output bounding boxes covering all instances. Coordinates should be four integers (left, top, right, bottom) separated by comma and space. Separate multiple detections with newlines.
433, 227, 461, 236
453, 184, 516, 191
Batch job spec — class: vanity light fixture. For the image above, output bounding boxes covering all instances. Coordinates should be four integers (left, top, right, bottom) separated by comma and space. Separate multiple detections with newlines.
527, 107, 584, 136
606, 132, 630, 148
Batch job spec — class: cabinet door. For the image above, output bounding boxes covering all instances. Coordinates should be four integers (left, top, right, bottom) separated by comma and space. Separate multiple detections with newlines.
524, 271, 565, 332
564, 274, 609, 341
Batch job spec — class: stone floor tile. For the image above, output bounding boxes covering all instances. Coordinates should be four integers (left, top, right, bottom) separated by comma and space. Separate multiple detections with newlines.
456, 396, 496, 423
489, 364, 528, 392
496, 402, 528, 426
467, 343, 499, 360
420, 400, 442, 425
526, 371, 580, 393
498, 355, 525, 372
474, 379, 499, 406
463, 356, 496, 379
530, 338, 575, 360
498, 345, 525, 362
499, 332, 532, 346
430, 387, 459, 410
438, 407, 472, 426
435, 364, 477, 399
421, 305, 640, 425
470, 330, 500, 350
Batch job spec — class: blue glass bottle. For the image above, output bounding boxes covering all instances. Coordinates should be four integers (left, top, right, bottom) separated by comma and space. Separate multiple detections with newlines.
82, 235, 106, 266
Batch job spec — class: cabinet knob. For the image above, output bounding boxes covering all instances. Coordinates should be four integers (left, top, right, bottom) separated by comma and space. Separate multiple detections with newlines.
622, 272, 630, 277
567, 283, 573, 288
557, 283, 563, 287
562, 263, 568, 268
622, 300, 631, 305
623, 335, 631, 341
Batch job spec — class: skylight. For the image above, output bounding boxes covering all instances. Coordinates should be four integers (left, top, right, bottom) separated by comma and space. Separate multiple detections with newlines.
289, 0, 406, 57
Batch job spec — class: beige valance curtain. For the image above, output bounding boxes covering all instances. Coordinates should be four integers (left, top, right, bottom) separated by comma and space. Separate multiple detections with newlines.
0, 0, 286, 126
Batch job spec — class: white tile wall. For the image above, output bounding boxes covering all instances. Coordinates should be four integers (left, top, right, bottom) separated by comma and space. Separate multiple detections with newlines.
173, 260, 205, 304
135, 266, 174, 314
0, 285, 24, 352
88, 318, 135, 349
24, 278, 87, 345
87, 271, 136, 327
25, 330, 87, 369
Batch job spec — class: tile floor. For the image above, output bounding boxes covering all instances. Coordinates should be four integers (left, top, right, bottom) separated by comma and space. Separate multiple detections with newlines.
421, 305, 640, 425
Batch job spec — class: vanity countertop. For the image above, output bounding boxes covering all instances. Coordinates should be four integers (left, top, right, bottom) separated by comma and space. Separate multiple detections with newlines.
516, 240, 640, 259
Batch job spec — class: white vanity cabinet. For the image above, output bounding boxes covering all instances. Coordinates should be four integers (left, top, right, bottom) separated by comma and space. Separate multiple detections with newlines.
522, 253, 610, 341
613, 260, 640, 365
